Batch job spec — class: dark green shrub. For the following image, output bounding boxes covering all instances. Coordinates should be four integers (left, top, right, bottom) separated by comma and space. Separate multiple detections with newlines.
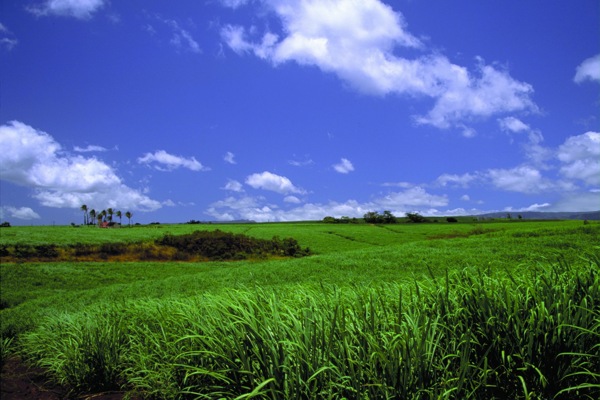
34, 244, 59, 258
99, 242, 127, 257
71, 243, 96, 257
13, 244, 35, 259
156, 230, 310, 260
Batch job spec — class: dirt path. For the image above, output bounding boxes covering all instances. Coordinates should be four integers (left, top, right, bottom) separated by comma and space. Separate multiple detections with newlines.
1, 357, 130, 400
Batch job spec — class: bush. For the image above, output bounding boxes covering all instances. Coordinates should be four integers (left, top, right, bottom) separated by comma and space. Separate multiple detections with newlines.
13, 244, 36, 259
446, 217, 458, 223
34, 244, 59, 258
156, 230, 310, 260
99, 242, 127, 257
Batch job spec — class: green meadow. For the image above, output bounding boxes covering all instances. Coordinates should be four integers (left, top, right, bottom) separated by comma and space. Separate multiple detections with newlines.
1, 220, 599, 399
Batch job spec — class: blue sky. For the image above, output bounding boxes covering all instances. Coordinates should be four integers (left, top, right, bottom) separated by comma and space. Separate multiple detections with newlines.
1, 0, 599, 224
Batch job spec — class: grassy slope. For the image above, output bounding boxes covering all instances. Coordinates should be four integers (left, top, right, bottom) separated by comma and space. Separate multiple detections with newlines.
1, 220, 598, 338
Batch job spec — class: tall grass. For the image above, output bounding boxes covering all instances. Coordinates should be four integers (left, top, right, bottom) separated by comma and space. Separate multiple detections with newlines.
19, 256, 599, 399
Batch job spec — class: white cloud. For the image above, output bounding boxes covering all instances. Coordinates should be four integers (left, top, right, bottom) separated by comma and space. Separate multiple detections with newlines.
333, 158, 354, 174
498, 116, 530, 133
0, 121, 161, 211
223, 179, 244, 192
485, 165, 575, 194
222, 0, 537, 131
498, 116, 549, 166
245, 171, 305, 194
546, 191, 600, 212
574, 54, 600, 84
33, 186, 162, 211
382, 181, 414, 188
27, 0, 106, 19
498, 116, 543, 143
557, 131, 600, 186
374, 187, 448, 210
414, 60, 537, 129
205, 195, 269, 221
164, 19, 201, 54
221, 0, 251, 9
460, 194, 470, 201
288, 157, 314, 167
74, 144, 108, 152
206, 187, 447, 222
145, 15, 201, 54
224, 151, 237, 164
436, 172, 478, 188
0, 206, 41, 220
138, 150, 209, 171
0, 23, 18, 50
284, 195, 301, 204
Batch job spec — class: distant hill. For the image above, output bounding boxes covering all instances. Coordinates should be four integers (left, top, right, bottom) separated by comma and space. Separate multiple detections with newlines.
474, 211, 600, 220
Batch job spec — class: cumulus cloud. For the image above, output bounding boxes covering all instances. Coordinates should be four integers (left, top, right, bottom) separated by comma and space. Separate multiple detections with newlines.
27, 0, 106, 19
205, 195, 269, 221
206, 186, 447, 222
0, 206, 41, 220
245, 171, 305, 194
375, 187, 448, 209
557, 131, 600, 186
221, 0, 537, 131
486, 166, 545, 193
432, 130, 599, 202
414, 60, 537, 130
223, 179, 244, 192
498, 116, 530, 133
333, 158, 354, 174
0, 121, 161, 211
138, 150, 209, 171
486, 166, 576, 194
574, 54, 600, 84
547, 191, 600, 212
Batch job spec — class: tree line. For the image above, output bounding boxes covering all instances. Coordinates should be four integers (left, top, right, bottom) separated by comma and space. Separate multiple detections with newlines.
324, 211, 460, 224
80, 205, 133, 227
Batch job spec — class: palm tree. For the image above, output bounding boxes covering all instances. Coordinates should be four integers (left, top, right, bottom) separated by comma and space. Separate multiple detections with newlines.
107, 208, 114, 223
99, 210, 107, 226
80, 204, 88, 226
116, 210, 122, 225
125, 211, 132, 227
89, 209, 97, 225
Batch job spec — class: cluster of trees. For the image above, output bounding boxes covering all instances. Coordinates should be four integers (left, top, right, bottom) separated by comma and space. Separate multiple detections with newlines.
363, 211, 398, 224
324, 211, 461, 224
80, 205, 133, 227
323, 211, 420, 224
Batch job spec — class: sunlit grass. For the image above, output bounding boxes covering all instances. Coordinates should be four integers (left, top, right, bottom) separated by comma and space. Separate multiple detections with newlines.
1, 220, 599, 398
18, 258, 599, 399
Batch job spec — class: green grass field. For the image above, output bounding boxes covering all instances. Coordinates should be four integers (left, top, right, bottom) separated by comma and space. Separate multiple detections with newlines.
1, 220, 599, 399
